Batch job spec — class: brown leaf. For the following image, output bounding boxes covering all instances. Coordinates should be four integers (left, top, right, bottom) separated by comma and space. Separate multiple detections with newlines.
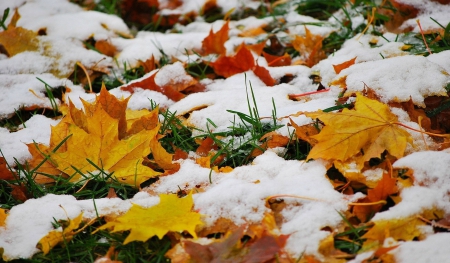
138, 55, 157, 74
11, 184, 29, 203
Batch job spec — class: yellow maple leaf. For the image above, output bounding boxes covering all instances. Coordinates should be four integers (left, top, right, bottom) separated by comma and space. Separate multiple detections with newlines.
37, 213, 84, 255
306, 93, 412, 163
98, 192, 203, 244
27, 86, 162, 186
363, 216, 425, 244
292, 26, 326, 67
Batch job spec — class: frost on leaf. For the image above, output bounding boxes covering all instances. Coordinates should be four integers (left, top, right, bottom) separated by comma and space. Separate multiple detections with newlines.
27, 86, 171, 186
98, 192, 203, 244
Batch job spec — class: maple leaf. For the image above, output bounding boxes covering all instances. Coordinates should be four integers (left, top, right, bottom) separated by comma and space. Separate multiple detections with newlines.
292, 26, 326, 67
363, 216, 426, 243
253, 63, 276, 86
27, 86, 162, 186
210, 44, 255, 78
0, 10, 39, 57
94, 39, 117, 57
37, 213, 84, 255
202, 21, 229, 55
0, 157, 15, 181
98, 192, 203, 244
263, 52, 291, 67
121, 71, 186, 102
305, 93, 413, 163
353, 173, 398, 222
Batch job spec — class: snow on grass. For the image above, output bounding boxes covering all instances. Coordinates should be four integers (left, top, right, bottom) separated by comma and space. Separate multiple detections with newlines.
2, 0, 450, 261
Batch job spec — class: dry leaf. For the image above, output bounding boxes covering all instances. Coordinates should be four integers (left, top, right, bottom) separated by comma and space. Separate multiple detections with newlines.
95, 39, 117, 57
289, 118, 318, 146
98, 192, 203, 244
306, 93, 412, 163
363, 216, 426, 243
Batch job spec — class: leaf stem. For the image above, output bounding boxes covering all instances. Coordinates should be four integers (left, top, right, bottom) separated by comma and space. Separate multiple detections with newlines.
348, 200, 386, 206
394, 122, 449, 138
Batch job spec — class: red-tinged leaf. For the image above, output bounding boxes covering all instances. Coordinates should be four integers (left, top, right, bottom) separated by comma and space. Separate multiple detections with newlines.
174, 148, 189, 160
120, 0, 159, 26
120, 72, 186, 102
202, 21, 229, 55
210, 44, 255, 77
332, 57, 357, 74
253, 63, 276, 86
263, 52, 291, 67
152, 13, 180, 27
0, 157, 15, 181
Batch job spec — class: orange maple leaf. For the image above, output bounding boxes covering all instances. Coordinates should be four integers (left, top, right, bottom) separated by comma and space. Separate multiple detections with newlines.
263, 52, 291, 67
292, 26, 326, 67
210, 44, 255, 78
121, 71, 186, 102
253, 63, 276, 86
306, 93, 412, 163
98, 192, 203, 244
201, 21, 229, 55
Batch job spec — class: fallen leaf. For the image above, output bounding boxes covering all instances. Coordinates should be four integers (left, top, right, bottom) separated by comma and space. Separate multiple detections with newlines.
202, 21, 229, 55
253, 63, 276, 86
0, 208, 7, 227
37, 212, 84, 255
289, 118, 318, 146
98, 192, 203, 244
353, 173, 398, 222
363, 216, 425, 243
95, 39, 117, 57
306, 93, 413, 163
210, 44, 255, 78
196, 137, 218, 156
263, 52, 291, 67
332, 57, 357, 74
121, 71, 186, 102
179, 216, 288, 263
238, 26, 266, 37
27, 86, 161, 186
245, 41, 266, 56
0, 26, 39, 57
292, 26, 326, 67
0, 157, 15, 181
138, 55, 157, 73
